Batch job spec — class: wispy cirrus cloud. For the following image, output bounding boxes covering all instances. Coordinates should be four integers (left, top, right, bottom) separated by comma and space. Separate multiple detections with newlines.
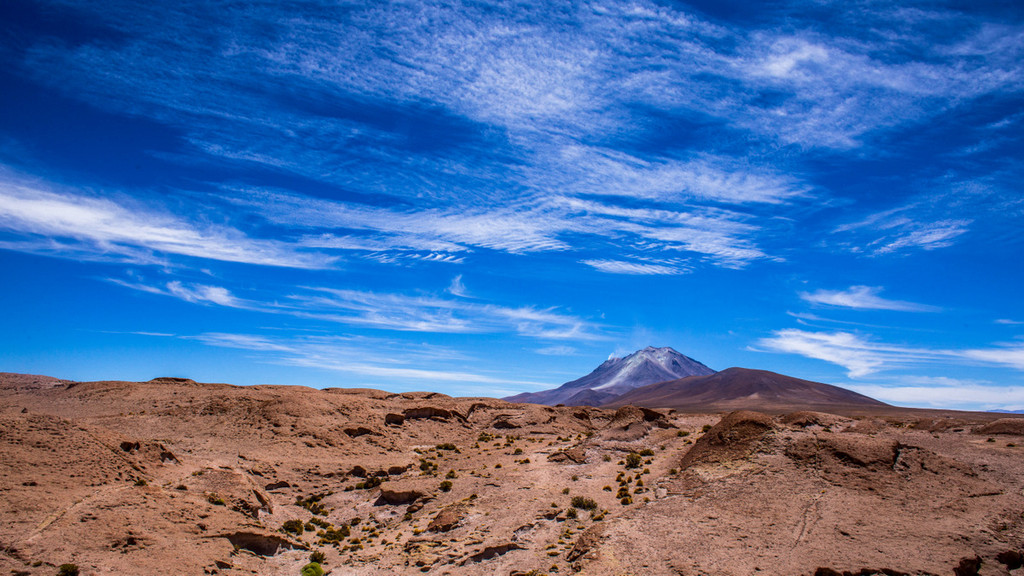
191, 331, 546, 393
756, 329, 1024, 378
292, 287, 604, 340
834, 204, 972, 256
112, 275, 604, 341
109, 279, 246, 308
0, 172, 334, 268
581, 259, 689, 276
800, 285, 938, 312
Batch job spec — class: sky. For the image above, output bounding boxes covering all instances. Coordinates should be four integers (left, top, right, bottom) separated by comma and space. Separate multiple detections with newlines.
1, 0, 1023, 411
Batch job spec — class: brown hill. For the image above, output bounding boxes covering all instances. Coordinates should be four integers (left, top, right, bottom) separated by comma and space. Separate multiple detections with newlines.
2, 372, 1022, 576
606, 367, 888, 413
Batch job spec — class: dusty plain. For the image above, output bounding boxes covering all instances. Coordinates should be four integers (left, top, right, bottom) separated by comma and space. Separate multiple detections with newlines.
1, 372, 1023, 576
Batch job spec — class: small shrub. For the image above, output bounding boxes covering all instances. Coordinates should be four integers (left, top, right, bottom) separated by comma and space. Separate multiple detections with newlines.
57, 565, 80, 576
436, 443, 457, 451
566, 507, 578, 519
282, 519, 304, 535
571, 474, 579, 481
620, 496, 633, 505
207, 494, 226, 506
603, 485, 612, 491
513, 448, 523, 455
562, 487, 570, 494
134, 478, 147, 487
639, 448, 655, 457
669, 468, 678, 475
702, 424, 712, 433
300, 562, 324, 576
310, 550, 326, 563
602, 454, 611, 462
445, 470, 457, 479
570, 496, 598, 510
677, 430, 689, 437
439, 480, 453, 492
625, 452, 642, 469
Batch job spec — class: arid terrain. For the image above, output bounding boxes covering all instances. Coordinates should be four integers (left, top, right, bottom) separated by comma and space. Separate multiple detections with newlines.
2, 372, 1024, 576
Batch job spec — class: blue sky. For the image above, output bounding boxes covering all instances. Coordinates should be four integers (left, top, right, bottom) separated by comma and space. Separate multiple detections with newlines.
1, 0, 1023, 410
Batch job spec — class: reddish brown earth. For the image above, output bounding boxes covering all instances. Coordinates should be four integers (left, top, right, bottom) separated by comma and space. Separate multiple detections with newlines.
605, 367, 888, 413
2, 372, 1023, 576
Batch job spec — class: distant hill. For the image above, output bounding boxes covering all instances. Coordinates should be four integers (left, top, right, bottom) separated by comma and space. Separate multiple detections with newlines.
606, 367, 888, 412
504, 346, 714, 406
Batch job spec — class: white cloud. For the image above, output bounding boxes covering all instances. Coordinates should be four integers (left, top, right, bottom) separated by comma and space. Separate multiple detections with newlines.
535, 345, 577, 356
963, 343, 1024, 371
581, 259, 688, 276
800, 285, 938, 312
996, 319, 1024, 325
110, 275, 604, 341
835, 205, 972, 256
757, 329, 1024, 378
0, 173, 333, 268
447, 274, 469, 297
754, 329, 954, 377
846, 382, 1024, 412
110, 279, 248, 308
191, 331, 547, 390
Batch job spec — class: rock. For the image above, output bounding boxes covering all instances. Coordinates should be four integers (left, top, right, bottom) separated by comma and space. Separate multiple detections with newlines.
385, 413, 405, 426
427, 503, 467, 532
461, 543, 522, 564
998, 550, 1024, 570
567, 525, 604, 562
680, 410, 774, 468
220, 532, 306, 556
378, 480, 432, 505
974, 418, 1024, 435
779, 411, 844, 428
954, 556, 982, 576
344, 426, 377, 437
547, 447, 586, 464
403, 407, 466, 422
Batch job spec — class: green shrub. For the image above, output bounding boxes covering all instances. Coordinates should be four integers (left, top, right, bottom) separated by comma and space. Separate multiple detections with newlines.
57, 565, 79, 576
625, 453, 642, 469
570, 496, 597, 510
282, 519, 304, 535
562, 487, 570, 494
439, 480, 453, 492
300, 562, 324, 576
702, 424, 712, 433
639, 448, 655, 456
566, 507, 578, 519
446, 470, 457, 479
310, 550, 326, 563
677, 430, 689, 437
436, 443, 457, 451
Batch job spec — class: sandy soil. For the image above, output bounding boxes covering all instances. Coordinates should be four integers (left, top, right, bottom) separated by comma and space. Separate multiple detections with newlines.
1, 373, 1022, 576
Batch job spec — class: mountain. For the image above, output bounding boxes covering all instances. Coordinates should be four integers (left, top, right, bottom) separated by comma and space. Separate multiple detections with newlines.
605, 367, 888, 412
505, 346, 715, 406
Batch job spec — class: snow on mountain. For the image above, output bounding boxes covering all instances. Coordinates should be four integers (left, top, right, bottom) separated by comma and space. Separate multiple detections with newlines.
504, 346, 715, 406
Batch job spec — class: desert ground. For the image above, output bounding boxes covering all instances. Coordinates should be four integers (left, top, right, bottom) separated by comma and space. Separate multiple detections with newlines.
2, 372, 1023, 576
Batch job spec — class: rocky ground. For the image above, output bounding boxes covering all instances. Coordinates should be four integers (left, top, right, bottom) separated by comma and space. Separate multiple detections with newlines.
1, 373, 1023, 576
